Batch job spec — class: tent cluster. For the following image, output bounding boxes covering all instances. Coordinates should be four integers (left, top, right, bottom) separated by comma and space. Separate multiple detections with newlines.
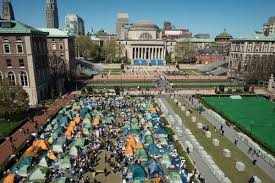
2, 96, 189, 183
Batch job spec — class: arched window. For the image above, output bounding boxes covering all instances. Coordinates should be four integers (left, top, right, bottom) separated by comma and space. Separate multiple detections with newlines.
19, 71, 28, 86
139, 33, 152, 40
7, 71, 16, 85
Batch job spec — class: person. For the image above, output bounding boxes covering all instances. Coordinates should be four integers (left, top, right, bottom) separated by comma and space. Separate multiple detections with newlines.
234, 138, 238, 145
252, 159, 257, 166
186, 147, 190, 154
220, 125, 223, 132
214, 126, 217, 133
248, 147, 252, 154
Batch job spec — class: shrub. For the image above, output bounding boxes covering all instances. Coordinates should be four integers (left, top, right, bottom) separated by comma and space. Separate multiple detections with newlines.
235, 88, 242, 94
214, 87, 218, 94
227, 88, 232, 94
219, 85, 225, 93
243, 84, 250, 92
250, 86, 255, 93
114, 86, 121, 95
166, 127, 175, 136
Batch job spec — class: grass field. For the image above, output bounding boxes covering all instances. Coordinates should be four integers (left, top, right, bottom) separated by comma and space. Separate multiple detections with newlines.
0, 118, 27, 138
203, 96, 275, 152
166, 97, 274, 183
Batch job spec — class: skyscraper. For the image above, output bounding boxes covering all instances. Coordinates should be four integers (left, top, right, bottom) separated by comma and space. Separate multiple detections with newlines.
65, 14, 85, 36
1, 0, 15, 20
116, 13, 129, 40
45, 0, 59, 28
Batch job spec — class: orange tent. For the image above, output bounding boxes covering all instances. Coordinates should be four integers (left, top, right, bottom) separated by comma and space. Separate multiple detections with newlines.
32, 140, 50, 150
23, 146, 37, 157
93, 117, 100, 126
3, 173, 15, 183
125, 145, 133, 156
67, 125, 75, 132
127, 137, 136, 148
48, 151, 57, 160
65, 129, 73, 137
150, 107, 156, 113
74, 116, 81, 124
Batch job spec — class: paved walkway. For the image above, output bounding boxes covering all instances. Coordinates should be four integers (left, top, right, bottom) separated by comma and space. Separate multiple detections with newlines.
184, 96, 275, 181
160, 97, 219, 183
0, 93, 77, 166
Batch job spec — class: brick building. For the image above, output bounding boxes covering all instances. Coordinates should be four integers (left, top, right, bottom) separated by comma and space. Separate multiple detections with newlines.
0, 20, 49, 105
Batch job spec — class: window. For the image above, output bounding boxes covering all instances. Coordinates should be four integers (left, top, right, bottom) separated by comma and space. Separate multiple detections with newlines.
16, 44, 24, 54
7, 72, 16, 85
59, 43, 64, 50
52, 43, 56, 50
139, 33, 152, 40
6, 59, 12, 67
19, 59, 25, 67
60, 52, 64, 57
255, 45, 260, 52
3, 43, 11, 54
19, 72, 28, 86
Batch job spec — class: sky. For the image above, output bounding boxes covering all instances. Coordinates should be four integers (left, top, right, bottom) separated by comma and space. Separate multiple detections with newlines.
6, 0, 275, 37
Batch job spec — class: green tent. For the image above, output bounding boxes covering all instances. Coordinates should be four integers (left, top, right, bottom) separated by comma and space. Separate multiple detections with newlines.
84, 113, 92, 120
29, 168, 46, 181
60, 155, 71, 169
135, 148, 148, 161
161, 154, 171, 166
168, 172, 182, 183
82, 118, 91, 125
57, 177, 69, 183
131, 122, 139, 130
144, 135, 154, 145
129, 129, 140, 135
38, 157, 48, 168
74, 137, 87, 147
17, 165, 30, 177
52, 144, 63, 153
69, 146, 78, 157
159, 137, 168, 145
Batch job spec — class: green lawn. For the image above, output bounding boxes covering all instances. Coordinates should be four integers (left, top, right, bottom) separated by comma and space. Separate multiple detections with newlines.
166, 97, 274, 183
179, 69, 202, 75
0, 118, 27, 137
203, 96, 275, 153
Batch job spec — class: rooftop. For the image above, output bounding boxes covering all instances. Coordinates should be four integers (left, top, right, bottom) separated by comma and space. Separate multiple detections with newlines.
37, 28, 70, 38
216, 31, 233, 39
0, 20, 48, 35
233, 32, 275, 41
131, 20, 159, 30
176, 37, 214, 43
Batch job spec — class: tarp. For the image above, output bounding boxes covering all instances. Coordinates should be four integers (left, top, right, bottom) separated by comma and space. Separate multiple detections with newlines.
3, 173, 15, 183
32, 140, 50, 150
147, 144, 161, 156
17, 165, 29, 177
135, 148, 148, 161
131, 163, 147, 181
29, 168, 45, 181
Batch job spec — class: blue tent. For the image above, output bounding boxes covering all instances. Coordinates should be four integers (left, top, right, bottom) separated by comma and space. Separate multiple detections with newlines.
156, 127, 168, 137
79, 107, 89, 117
149, 161, 164, 178
147, 144, 161, 156
19, 157, 33, 168
131, 163, 147, 181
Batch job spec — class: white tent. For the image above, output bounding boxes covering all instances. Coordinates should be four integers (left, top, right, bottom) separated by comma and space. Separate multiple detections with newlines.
29, 168, 45, 181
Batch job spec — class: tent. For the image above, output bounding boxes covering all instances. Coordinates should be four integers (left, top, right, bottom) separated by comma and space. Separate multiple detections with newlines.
57, 177, 69, 183
150, 107, 156, 113
135, 148, 148, 161
48, 151, 57, 160
38, 157, 49, 168
125, 145, 134, 156
17, 165, 30, 177
53, 126, 65, 136
79, 107, 88, 117
69, 146, 78, 157
32, 140, 50, 150
52, 144, 63, 153
93, 117, 100, 125
159, 137, 168, 145
168, 172, 182, 183
82, 118, 91, 125
3, 173, 16, 183
29, 168, 46, 181
156, 127, 168, 138
161, 154, 171, 166
127, 137, 137, 148
131, 163, 147, 181
23, 146, 37, 157
144, 135, 154, 145
135, 143, 144, 149
148, 161, 163, 178
74, 137, 87, 147
147, 144, 161, 156
129, 129, 140, 135
84, 112, 92, 120
60, 155, 71, 169
19, 157, 33, 167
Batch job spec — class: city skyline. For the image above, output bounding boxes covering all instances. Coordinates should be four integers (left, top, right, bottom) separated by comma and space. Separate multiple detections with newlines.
2, 0, 275, 37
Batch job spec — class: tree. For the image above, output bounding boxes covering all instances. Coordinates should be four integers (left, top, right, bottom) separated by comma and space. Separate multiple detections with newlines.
75, 36, 101, 61
48, 56, 71, 97
175, 42, 197, 63
102, 40, 125, 63
0, 81, 29, 118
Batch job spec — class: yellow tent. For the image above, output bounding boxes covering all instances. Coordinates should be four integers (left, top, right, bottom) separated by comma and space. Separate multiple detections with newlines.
127, 137, 136, 148
150, 107, 156, 113
23, 146, 37, 157
48, 151, 57, 160
125, 145, 133, 156
74, 116, 81, 124
67, 125, 75, 132
93, 117, 100, 126
32, 140, 50, 150
3, 173, 15, 183
65, 129, 73, 137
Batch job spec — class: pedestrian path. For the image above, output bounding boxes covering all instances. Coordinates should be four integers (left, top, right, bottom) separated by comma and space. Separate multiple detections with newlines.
184, 96, 275, 181
0, 94, 76, 165
160, 97, 219, 183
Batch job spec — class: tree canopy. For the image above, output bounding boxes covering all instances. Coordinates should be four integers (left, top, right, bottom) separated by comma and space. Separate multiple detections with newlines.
0, 81, 29, 118
75, 36, 101, 61
175, 43, 197, 63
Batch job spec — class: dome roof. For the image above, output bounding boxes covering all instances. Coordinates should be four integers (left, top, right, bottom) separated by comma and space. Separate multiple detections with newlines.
216, 31, 232, 39
131, 20, 159, 30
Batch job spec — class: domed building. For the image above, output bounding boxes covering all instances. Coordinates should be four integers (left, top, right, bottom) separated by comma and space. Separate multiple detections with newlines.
214, 29, 233, 56
118, 19, 176, 65
215, 30, 233, 43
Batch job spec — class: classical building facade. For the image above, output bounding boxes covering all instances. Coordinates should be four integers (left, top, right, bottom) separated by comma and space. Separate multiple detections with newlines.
118, 20, 176, 65
1, 0, 14, 20
228, 33, 275, 79
65, 14, 85, 36
263, 16, 275, 35
0, 20, 50, 105
45, 0, 59, 28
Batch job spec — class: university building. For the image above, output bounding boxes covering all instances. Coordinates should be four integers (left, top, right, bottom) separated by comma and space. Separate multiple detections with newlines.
228, 33, 275, 79
0, 20, 50, 105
